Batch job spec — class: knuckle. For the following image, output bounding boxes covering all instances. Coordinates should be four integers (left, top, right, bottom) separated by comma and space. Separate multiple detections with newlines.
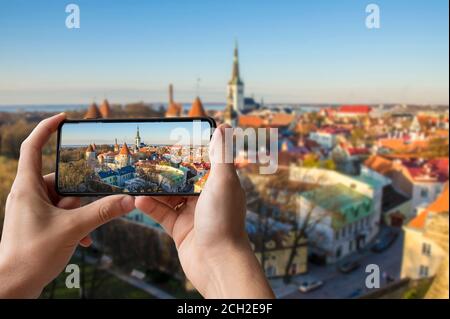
7, 188, 27, 203
98, 203, 113, 224
19, 139, 30, 153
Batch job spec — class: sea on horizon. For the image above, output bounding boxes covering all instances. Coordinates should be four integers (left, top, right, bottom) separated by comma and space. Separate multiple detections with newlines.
0, 103, 227, 113
0, 103, 325, 114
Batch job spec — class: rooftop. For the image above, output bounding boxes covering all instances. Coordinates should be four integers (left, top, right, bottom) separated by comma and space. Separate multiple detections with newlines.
338, 105, 372, 114
301, 183, 373, 228
408, 183, 449, 230
188, 97, 207, 117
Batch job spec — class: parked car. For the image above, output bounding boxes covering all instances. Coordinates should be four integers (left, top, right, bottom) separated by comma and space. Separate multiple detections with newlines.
371, 230, 399, 253
298, 279, 324, 293
347, 288, 363, 299
338, 260, 361, 273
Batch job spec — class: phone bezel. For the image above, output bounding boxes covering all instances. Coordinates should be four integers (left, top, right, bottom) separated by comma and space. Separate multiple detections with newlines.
55, 117, 217, 197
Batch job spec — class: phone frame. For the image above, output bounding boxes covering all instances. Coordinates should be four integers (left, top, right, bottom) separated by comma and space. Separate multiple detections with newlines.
55, 117, 217, 197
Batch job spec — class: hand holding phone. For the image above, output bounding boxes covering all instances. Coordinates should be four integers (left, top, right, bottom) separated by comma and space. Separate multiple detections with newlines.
56, 118, 215, 196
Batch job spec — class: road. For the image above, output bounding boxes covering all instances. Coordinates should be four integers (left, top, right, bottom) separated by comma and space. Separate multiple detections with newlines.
273, 226, 404, 299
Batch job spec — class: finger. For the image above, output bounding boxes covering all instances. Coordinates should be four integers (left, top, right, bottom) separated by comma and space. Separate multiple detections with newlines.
79, 235, 92, 248
135, 196, 178, 236
18, 113, 66, 180
209, 124, 239, 178
72, 195, 135, 236
152, 196, 186, 209
57, 196, 81, 210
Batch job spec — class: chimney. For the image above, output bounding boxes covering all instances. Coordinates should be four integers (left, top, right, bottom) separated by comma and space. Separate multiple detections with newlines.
169, 84, 174, 104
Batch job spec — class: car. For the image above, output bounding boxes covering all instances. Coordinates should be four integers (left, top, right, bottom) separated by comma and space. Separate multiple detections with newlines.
338, 260, 361, 273
298, 279, 324, 293
347, 288, 363, 299
371, 231, 399, 253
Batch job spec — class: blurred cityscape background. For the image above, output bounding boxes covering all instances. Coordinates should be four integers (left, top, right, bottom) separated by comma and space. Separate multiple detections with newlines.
0, 0, 448, 299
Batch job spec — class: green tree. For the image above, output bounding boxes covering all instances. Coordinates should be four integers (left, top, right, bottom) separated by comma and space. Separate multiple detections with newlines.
58, 160, 94, 192
0, 120, 34, 158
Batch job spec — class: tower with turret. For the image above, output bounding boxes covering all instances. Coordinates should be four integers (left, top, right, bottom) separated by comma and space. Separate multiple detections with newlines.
116, 142, 132, 167
135, 126, 141, 152
227, 42, 244, 113
85, 144, 96, 164
114, 138, 119, 152
224, 90, 238, 127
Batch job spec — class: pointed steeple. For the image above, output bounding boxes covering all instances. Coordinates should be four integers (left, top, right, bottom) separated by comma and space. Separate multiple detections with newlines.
188, 97, 207, 117
229, 41, 243, 85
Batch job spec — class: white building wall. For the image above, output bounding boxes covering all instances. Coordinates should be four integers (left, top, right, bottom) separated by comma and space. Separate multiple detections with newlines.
309, 132, 336, 149
401, 227, 446, 280
292, 166, 386, 263
411, 182, 445, 216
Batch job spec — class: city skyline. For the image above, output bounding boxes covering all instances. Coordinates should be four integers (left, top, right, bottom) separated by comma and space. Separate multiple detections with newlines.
60, 121, 212, 146
0, 0, 448, 105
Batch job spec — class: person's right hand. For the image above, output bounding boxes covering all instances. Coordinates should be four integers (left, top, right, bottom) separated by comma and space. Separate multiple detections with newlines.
135, 124, 274, 299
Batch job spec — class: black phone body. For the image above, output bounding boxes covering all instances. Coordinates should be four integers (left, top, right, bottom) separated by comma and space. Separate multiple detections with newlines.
55, 117, 216, 196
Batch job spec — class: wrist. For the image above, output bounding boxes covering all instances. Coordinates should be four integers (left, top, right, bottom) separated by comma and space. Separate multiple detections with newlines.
0, 250, 44, 298
202, 238, 275, 299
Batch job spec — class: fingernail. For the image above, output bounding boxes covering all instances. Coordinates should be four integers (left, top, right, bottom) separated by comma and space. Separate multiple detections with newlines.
121, 196, 135, 212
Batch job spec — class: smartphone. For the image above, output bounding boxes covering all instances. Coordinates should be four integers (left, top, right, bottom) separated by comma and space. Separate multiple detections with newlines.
56, 118, 216, 196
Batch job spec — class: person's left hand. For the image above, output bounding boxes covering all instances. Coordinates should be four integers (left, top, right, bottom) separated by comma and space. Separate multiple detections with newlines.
0, 113, 135, 298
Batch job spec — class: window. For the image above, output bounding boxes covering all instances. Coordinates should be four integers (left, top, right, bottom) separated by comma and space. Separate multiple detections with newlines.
420, 188, 429, 199
422, 243, 432, 256
335, 231, 340, 241
435, 185, 442, 195
419, 265, 429, 277
336, 246, 342, 258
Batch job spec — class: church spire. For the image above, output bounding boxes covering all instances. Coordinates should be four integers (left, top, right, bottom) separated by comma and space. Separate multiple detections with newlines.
135, 125, 141, 151
229, 41, 242, 85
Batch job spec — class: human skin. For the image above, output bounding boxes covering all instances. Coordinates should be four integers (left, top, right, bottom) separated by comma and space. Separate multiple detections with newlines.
0, 114, 274, 299
135, 124, 275, 298
0, 113, 135, 298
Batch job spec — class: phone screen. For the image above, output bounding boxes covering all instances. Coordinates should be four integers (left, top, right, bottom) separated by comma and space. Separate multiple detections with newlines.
56, 118, 215, 195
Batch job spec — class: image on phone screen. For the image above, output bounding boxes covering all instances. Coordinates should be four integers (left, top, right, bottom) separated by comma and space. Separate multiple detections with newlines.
56, 118, 215, 195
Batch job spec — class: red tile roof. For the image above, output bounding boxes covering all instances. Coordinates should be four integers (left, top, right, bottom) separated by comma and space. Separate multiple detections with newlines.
405, 158, 449, 183
338, 105, 372, 114
119, 143, 131, 155
347, 147, 370, 156
166, 102, 182, 117
99, 99, 111, 118
239, 115, 265, 127
188, 97, 207, 117
408, 183, 449, 229
269, 114, 295, 127
84, 102, 101, 119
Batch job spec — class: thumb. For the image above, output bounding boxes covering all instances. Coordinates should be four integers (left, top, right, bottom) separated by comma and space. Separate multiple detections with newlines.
209, 124, 236, 174
73, 195, 135, 235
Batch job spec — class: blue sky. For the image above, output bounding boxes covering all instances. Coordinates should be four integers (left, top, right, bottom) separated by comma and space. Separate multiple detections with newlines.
0, 0, 448, 105
60, 121, 212, 145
